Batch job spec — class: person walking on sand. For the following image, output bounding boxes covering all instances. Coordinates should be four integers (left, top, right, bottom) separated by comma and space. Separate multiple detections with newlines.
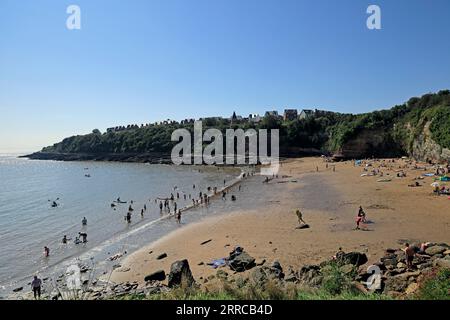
358, 206, 366, 222
403, 243, 415, 269
295, 209, 306, 225
176, 210, 181, 224
31, 276, 42, 299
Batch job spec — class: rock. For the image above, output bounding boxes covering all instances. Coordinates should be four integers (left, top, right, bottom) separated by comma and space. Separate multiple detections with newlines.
443, 249, 450, 256
197, 262, 204, 266
383, 276, 409, 293
116, 267, 130, 273
284, 267, 298, 282
405, 282, 419, 295
256, 259, 266, 266
433, 258, 450, 269
13, 287, 23, 292
157, 253, 168, 260
425, 245, 446, 256
228, 251, 256, 272
216, 270, 228, 279
167, 259, 195, 288
298, 265, 322, 286
381, 257, 398, 267
396, 262, 407, 269
144, 270, 166, 282
339, 252, 368, 266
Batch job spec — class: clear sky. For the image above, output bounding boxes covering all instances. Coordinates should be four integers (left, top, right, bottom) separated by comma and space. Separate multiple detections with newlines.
1, 0, 450, 152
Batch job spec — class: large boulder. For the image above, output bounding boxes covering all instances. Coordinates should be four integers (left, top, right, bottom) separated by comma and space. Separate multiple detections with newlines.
144, 270, 166, 282
425, 245, 447, 256
228, 251, 256, 272
339, 252, 368, 267
167, 259, 195, 288
433, 257, 450, 269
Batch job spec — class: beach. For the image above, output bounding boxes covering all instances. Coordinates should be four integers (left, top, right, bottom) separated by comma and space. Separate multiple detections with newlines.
110, 157, 450, 286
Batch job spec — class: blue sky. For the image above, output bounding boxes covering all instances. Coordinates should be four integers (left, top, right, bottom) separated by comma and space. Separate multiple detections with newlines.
1, 0, 450, 152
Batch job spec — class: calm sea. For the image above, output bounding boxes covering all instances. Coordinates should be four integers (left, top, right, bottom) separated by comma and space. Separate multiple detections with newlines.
0, 154, 245, 297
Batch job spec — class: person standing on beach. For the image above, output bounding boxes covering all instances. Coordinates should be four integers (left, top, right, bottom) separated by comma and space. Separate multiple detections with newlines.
174, 202, 177, 213
403, 243, 415, 269
31, 276, 42, 299
79, 232, 87, 243
176, 210, 181, 224
159, 201, 163, 211
141, 208, 144, 218
44, 246, 50, 257
295, 209, 306, 225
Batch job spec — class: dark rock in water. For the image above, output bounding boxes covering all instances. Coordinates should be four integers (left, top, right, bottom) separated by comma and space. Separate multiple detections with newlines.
425, 245, 446, 256
157, 253, 168, 260
228, 251, 256, 272
144, 270, 166, 282
339, 252, 368, 267
168, 259, 195, 288
13, 287, 23, 292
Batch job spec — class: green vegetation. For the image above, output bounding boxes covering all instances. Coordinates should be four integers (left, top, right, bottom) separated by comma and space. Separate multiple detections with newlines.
413, 268, 450, 300
40, 90, 450, 159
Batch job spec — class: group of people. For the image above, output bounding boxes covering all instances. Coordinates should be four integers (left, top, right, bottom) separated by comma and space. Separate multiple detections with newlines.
43, 217, 88, 258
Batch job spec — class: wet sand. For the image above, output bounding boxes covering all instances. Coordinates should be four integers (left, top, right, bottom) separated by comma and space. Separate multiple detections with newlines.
110, 157, 450, 285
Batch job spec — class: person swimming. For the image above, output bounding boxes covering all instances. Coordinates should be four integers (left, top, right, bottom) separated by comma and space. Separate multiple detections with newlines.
62, 235, 68, 244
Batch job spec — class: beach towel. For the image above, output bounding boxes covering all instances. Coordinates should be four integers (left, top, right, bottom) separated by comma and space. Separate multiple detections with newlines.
207, 258, 227, 269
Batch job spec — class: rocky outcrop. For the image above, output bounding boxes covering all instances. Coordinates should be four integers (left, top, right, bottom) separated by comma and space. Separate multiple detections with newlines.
410, 121, 450, 163
167, 259, 195, 288
144, 270, 166, 282
228, 251, 256, 272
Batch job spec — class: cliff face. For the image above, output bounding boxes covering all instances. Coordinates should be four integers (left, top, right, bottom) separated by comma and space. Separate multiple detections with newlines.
337, 121, 450, 163
411, 121, 450, 163
338, 129, 404, 159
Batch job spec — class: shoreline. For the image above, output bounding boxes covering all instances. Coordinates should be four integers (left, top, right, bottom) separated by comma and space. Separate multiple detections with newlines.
110, 157, 450, 287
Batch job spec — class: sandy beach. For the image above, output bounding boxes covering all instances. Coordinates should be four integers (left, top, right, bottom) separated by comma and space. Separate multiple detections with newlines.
110, 157, 450, 286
